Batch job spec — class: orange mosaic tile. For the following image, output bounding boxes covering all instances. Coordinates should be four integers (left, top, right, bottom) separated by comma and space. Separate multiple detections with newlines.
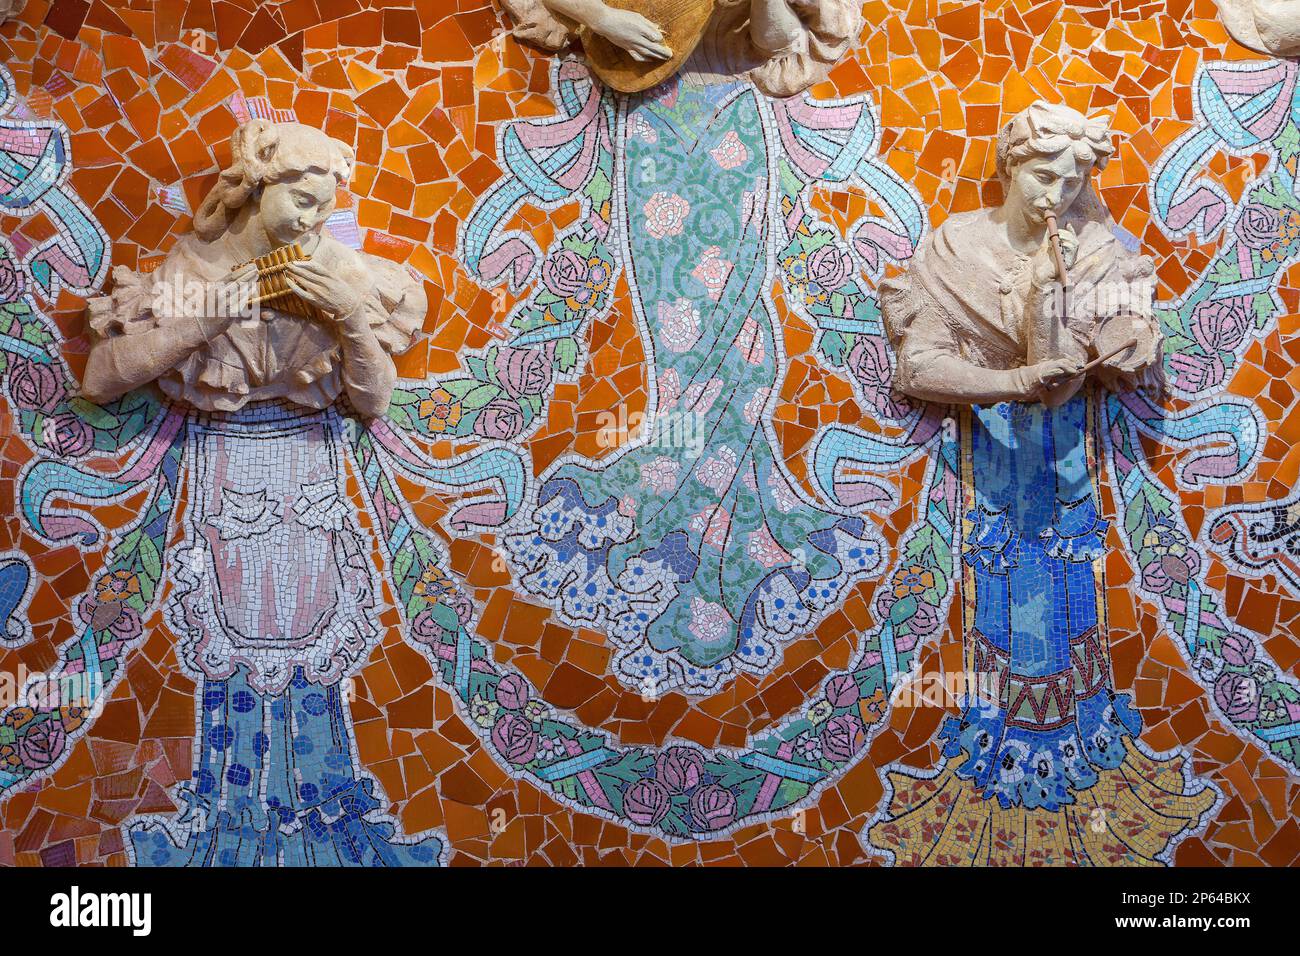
0, 0, 1295, 872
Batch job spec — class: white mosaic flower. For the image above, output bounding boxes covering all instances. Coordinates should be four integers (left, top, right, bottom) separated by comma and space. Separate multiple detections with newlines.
657, 297, 701, 352
696, 445, 739, 495
687, 597, 732, 646
640, 455, 680, 496
643, 191, 689, 240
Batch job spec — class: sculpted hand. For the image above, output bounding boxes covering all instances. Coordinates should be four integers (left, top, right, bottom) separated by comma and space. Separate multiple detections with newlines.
286, 260, 363, 320
1027, 355, 1084, 400
1031, 223, 1077, 287
590, 7, 672, 61
221, 262, 259, 320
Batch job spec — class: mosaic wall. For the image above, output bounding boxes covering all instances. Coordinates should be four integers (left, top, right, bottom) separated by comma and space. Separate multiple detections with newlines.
0, 0, 1299, 866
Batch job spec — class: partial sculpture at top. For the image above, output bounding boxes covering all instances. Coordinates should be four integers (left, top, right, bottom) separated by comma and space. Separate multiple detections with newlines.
500, 0, 860, 96
882, 100, 1161, 408
1215, 0, 1300, 57
80, 120, 424, 419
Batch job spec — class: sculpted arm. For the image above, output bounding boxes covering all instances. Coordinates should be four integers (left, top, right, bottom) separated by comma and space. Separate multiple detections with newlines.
540, 0, 672, 60
80, 266, 250, 404
889, 287, 1081, 406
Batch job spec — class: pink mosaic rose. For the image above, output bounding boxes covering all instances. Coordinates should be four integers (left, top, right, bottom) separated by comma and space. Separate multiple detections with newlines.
655, 745, 705, 794
746, 524, 790, 568
908, 598, 941, 637
807, 244, 852, 293
689, 783, 737, 831
848, 336, 910, 419
691, 245, 732, 301
820, 712, 865, 762
107, 603, 142, 642
1221, 631, 1256, 668
18, 718, 66, 770
823, 674, 859, 709
8, 356, 62, 412
409, 608, 446, 646
541, 248, 589, 299
1214, 672, 1259, 722
1234, 202, 1282, 251
643, 192, 689, 240
494, 346, 552, 398
1140, 523, 1200, 593
0, 258, 22, 303
639, 456, 679, 495
42, 412, 93, 457
491, 712, 538, 765
474, 397, 524, 440
495, 673, 529, 711
1190, 296, 1252, 355
624, 778, 671, 826
709, 130, 749, 170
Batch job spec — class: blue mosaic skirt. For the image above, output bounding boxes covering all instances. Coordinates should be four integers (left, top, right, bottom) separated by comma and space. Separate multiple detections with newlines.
942, 394, 1141, 810
128, 667, 443, 867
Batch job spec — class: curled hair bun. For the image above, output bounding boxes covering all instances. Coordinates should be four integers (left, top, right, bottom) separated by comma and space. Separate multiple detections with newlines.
995, 101, 1115, 185
194, 121, 354, 241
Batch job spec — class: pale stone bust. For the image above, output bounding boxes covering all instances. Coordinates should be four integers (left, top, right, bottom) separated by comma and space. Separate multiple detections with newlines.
81, 121, 424, 419
499, 0, 861, 96
880, 101, 1162, 408
1215, 0, 1300, 56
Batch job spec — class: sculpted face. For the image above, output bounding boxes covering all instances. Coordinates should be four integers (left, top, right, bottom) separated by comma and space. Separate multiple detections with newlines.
1007, 148, 1087, 227
259, 170, 338, 247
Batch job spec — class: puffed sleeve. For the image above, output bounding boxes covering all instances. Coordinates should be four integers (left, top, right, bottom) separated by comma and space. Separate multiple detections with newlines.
362, 254, 426, 357
746, 0, 863, 98
497, 0, 577, 50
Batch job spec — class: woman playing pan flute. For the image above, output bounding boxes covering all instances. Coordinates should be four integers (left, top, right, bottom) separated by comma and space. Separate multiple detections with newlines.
78, 121, 440, 866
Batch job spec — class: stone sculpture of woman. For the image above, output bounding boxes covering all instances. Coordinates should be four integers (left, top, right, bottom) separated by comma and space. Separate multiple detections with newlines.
78, 120, 443, 866
866, 102, 1218, 865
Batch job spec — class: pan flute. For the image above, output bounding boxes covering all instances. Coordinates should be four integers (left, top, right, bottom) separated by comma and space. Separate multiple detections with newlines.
233, 241, 321, 321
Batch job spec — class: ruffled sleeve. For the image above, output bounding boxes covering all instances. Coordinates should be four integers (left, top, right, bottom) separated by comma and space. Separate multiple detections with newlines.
86, 264, 159, 339
361, 254, 426, 357
743, 0, 863, 98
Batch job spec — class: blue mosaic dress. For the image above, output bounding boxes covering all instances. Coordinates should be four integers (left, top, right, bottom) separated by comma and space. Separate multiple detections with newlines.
128, 405, 443, 867
505, 76, 885, 693
867, 209, 1214, 864
947, 395, 1139, 810
131, 667, 442, 867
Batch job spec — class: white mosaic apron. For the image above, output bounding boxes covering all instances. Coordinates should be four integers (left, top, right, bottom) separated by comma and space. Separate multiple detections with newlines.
168, 403, 377, 692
